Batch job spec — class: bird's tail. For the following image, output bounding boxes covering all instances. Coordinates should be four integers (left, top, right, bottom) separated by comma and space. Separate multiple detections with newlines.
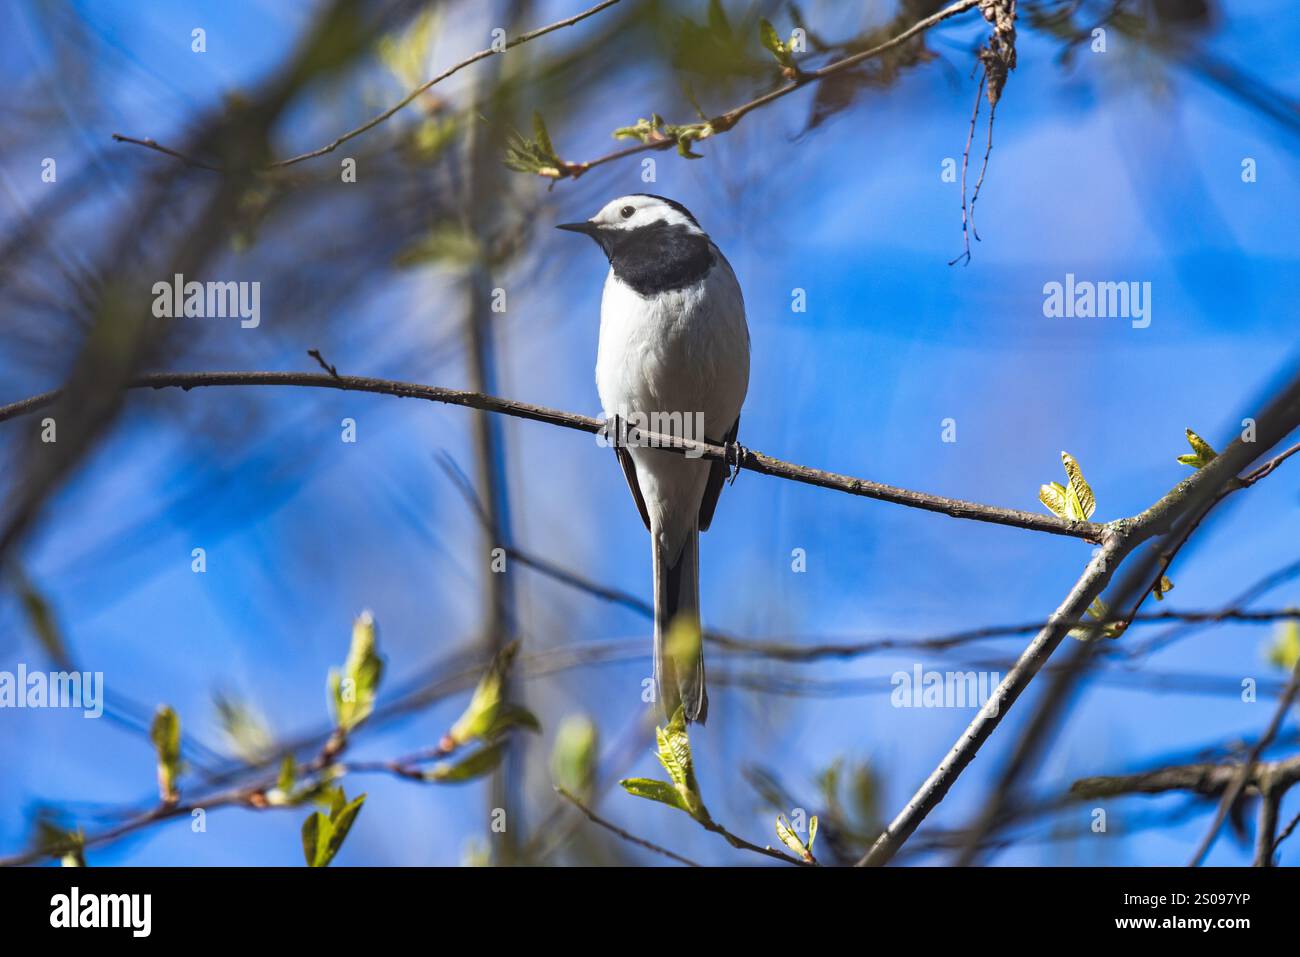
652, 524, 707, 724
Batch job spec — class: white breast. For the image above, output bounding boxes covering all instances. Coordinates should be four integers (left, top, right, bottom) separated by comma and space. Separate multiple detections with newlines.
595, 253, 750, 552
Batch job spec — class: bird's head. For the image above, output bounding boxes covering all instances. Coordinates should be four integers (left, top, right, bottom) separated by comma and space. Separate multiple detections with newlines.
557, 194, 704, 255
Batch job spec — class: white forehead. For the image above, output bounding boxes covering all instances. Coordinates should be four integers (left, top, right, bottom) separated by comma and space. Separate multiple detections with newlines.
589, 195, 702, 233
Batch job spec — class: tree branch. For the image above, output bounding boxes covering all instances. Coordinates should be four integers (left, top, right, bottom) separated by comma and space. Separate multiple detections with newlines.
1188, 655, 1300, 866
546, 0, 982, 181
1070, 756, 1300, 800
858, 374, 1300, 866
112, 0, 623, 172
0, 370, 1106, 540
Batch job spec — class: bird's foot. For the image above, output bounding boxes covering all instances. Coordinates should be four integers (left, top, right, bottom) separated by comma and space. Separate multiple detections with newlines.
603, 413, 625, 451
724, 439, 748, 485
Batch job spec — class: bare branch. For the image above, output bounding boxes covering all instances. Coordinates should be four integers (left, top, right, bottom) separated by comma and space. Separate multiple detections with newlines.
1071, 756, 1300, 800
1189, 656, 1300, 866
0, 370, 1106, 540
112, 0, 624, 171
555, 787, 700, 867
549, 0, 983, 181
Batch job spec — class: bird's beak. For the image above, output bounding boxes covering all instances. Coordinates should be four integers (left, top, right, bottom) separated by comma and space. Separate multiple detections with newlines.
556, 220, 599, 236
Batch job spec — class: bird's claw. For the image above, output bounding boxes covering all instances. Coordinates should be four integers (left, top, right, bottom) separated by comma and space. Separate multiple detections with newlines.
603, 414, 623, 451
724, 440, 747, 485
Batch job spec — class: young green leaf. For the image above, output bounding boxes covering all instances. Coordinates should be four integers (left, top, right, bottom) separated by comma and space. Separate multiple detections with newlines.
612, 114, 664, 143
424, 741, 507, 782
619, 777, 688, 811
504, 113, 564, 176
1060, 452, 1096, 520
655, 707, 700, 803
1266, 620, 1300, 672
774, 814, 817, 863
301, 789, 366, 867
214, 692, 274, 762
1152, 575, 1174, 601
620, 708, 710, 822
445, 641, 540, 748
551, 714, 599, 797
1177, 428, 1218, 469
150, 705, 183, 804
1069, 597, 1126, 641
759, 18, 787, 61
36, 819, 86, 867
329, 611, 384, 734
1039, 481, 1069, 519
532, 112, 555, 160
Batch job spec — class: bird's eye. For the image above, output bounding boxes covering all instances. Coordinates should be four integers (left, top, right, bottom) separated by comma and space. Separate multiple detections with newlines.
620, 205, 635, 219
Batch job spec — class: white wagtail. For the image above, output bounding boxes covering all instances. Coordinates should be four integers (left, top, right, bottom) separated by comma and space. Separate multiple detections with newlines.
559, 194, 750, 724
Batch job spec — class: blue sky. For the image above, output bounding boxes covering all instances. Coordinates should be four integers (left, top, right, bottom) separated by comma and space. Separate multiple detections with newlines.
1, 1, 1297, 866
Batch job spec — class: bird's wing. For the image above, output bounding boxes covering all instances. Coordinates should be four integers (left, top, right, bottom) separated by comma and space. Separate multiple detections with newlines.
697, 415, 739, 532
616, 445, 651, 531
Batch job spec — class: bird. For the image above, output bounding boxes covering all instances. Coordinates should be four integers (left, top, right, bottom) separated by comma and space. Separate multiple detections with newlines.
558, 194, 750, 724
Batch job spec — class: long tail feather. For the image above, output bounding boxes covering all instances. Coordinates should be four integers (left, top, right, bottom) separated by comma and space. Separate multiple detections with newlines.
652, 525, 707, 724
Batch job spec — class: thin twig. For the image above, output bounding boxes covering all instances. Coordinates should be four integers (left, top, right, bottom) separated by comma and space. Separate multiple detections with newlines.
306, 349, 339, 378
1273, 808, 1300, 856
949, 72, 984, 267
1071, 755, 1300, 799
1188, 656, 1300, 866
555, 787, 700, 867
112, 0, 624, 171
1254, 785, 1282, 867
968, 99, 997, 242
700, 819, 812, 866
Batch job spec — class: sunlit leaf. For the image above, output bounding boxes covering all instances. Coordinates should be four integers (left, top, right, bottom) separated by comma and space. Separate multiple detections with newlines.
149, 706, 183, 804
424, 741, 507, 782
759, 17, 789, 64
328, 611, 384, 734
620, 708, 710, 822
301, 789, 366, 867
447, 640, 523, 746
551, 715, 599, 797
1178, 428, 1218, 469
1266, 620, 1300, 672
35, 818, 85, 867
1061, 452, 1096, 520
504, 112, 563, 176
775, 814, 816, 862
1069, 597, 1126, 641
619, 777, 688, 811
1039, 481, 1068, 519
